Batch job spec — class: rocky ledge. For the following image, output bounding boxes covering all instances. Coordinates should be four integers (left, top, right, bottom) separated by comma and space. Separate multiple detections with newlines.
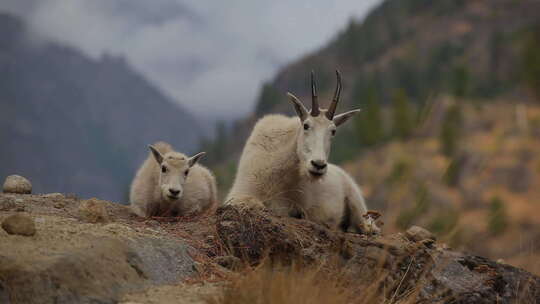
0, 193, 538, 304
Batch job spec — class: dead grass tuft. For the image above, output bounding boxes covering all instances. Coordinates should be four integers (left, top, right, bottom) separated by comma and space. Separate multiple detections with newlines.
205, 259, 425, 304
206, 262, 352, 304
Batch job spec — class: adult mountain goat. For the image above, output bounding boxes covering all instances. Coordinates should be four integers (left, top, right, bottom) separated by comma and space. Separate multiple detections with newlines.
130, 142, 217, 217
226, 71, 378, 234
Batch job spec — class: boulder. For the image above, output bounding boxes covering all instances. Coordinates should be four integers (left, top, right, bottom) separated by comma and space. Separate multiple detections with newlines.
1, 213, 36, 236
405, 225, 436, 242
78, 198, 110, 223
2, 175, 32, 194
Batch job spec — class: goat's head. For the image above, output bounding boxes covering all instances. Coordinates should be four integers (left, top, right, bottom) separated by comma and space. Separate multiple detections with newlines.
288, 70, 360, 178
148, 145, 205, 202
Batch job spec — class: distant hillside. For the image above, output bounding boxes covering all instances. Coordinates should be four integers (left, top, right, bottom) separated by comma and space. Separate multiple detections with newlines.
0, 13, 204, 202
256, 0, 540, 115
203, 0, 540, 188
344, 99, 540, 274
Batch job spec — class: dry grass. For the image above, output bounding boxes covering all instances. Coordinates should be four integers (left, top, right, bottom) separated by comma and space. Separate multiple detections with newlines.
206, 263, 351, 304
205, 260, 422, 304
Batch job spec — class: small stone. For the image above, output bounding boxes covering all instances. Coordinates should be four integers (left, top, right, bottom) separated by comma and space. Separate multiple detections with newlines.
215, 255, 242, 270
405, 225, 436, 243
42, 193, 64, 200
54, 202, 65, 209
78, 198, 110, 223
3, 175, 32, 194
1, 214, 36, 236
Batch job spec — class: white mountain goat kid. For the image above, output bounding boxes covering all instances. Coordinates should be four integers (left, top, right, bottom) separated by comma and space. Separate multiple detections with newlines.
130, 141, 217, 217
226, 71, 378, 234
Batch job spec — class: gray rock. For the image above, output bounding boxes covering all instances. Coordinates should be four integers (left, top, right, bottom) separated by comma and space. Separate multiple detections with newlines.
125, 237, 196, 284
1, 214, 36, 236
0, 233, 195, 304
406, 225, 436, 242
3, 175, 32, 194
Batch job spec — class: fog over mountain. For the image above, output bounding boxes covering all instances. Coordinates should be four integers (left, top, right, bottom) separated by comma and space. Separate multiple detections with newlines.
0, 0, 380, 120
0, 13, 203, 202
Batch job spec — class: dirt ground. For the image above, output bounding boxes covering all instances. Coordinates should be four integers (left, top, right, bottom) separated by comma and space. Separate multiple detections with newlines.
1, 192, 539, 304
0, 193, 224, 304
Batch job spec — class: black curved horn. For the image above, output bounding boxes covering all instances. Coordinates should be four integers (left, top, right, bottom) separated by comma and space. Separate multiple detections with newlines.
311, 70, 320, 116
326, 70, 342, 120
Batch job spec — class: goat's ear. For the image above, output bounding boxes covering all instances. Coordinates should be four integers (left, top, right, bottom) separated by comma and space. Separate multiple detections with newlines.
188, 152, 206, 167
148, 145, 164, 164
287, 92, 309, 121
333, 109, 361, 127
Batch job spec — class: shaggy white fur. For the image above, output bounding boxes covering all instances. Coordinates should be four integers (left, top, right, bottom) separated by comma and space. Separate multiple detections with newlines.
130, 141, 217, 217
226, 114, 375, 233
226, 71, 377, 233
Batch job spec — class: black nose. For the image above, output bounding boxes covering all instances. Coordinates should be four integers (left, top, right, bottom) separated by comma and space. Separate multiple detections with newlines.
311, 160, 327, 170
169, 189, 180, 196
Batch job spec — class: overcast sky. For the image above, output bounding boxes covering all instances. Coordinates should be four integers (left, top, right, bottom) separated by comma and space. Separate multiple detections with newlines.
1, 0, 381, 120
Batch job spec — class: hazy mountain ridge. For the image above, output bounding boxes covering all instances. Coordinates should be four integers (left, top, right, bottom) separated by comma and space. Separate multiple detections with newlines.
0, 13, 203, 202
203, 0, 540, 176
258, 0, 540, 115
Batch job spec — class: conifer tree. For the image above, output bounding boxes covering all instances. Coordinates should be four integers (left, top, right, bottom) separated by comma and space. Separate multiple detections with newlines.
391, 88, 414, 140
255, 83, 280, 116
439, 104, 463, 157
355, 85, 383, 146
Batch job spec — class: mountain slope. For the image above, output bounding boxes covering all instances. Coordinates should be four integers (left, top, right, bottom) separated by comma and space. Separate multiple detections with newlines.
257, 0, 539, 114
203, 0, 540, 273
204, 0, 540, 182
0, 13, 203, 202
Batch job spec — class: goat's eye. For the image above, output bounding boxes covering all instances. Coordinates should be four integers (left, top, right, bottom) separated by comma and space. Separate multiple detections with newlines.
161, 166, 167, 173
184, 169, 189, 176
331, 129, 336, 136
303, 123, 309, 130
